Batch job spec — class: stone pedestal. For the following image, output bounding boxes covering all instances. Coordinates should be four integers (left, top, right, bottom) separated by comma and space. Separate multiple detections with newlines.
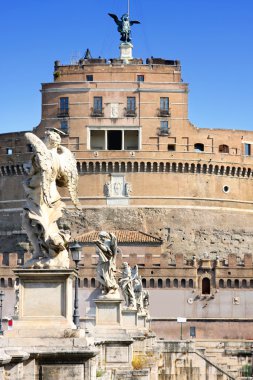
119, 42, 133, 62
122, 309, 138, 329
10, 269, 76, 336
95, 298, 122, 326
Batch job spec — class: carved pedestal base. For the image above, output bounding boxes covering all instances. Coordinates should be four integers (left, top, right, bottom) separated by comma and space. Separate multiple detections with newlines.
9, 269, 76, 337
119, 42, 133, 62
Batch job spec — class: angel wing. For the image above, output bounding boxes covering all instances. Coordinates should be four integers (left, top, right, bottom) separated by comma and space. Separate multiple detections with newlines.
25, 132, 53, 207
108, 13, 121, 26
56, 146, 81, 209
130, 20, 141, 26
131, 264, 138, 280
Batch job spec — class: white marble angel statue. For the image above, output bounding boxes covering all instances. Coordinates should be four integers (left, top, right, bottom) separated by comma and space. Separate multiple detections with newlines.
133, 267, 150, 314
94, 231, 119, 297
119, 262, 137, 309
22, 128, 81, 269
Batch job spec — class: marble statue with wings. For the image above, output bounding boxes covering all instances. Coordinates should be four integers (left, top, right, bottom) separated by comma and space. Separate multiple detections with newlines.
108, 13, 140, 43
23, 129, 81, 269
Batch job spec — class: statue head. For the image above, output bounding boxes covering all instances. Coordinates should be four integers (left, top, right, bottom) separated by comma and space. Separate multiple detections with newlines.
121, 14, 129, 22
45, 129, 62, 149
98, 231, 110, 241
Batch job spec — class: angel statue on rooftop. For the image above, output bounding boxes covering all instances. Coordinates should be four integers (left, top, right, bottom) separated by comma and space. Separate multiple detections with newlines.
94, 231, 119, 298
108, 13, 140, 43
22, 128, 81, 269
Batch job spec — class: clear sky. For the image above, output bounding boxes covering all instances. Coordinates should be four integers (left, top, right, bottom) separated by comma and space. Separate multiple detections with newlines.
0, 0, 253, 133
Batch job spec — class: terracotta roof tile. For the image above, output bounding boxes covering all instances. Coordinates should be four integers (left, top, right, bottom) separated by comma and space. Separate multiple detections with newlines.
75, 230, 163, 244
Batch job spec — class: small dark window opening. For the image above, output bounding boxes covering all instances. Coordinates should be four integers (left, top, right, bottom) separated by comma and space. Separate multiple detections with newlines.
168, 144, 175, 151
158, 279, 163, 288
6, 148, 13, 155
219, 144, 229, 153
166, 278, 170, 288
137, 75, 144, 82
219, 279, 224, 288
107, 131, 122, 150
202, 277, 211, 294
234, 279, 239, 288
91, 278, 96, 288
194, 143, 204, 152
150, 278, 155, 288
173, 279, 178, 288
86, 75, 93, 81
84, 278, 88, 287
142, 278, 147, 288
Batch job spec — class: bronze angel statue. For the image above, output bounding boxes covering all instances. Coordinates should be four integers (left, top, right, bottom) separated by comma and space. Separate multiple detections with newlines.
22, 128, 81, 269
108, 13, 140, 43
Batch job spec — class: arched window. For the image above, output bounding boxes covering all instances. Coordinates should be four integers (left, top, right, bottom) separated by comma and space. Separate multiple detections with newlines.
91, 278, 96, 288
184, 163, 189, 173
158, 279, 163, 288
181, 279, 186, 288
202, 277, 211, 295
194, 143, 204, 152
189, 279, 194, 288
153, 162, 158, 172
113, 162, 119, 172
150, 279, 155, 288
84, 278, 88, 287
142, 278, 147, 288
219, 279, 224, 288
78, 278, 81, 287
166, 278, 170, 288
173, 279, 178, 288
234, 279, 239, 288
8, 278, 13, 287
250, 279, 253, 288
0, 278, 5, 288
159, 162, 164, 172
146, 162, 151, 172
140, 162, 145, 172
242, 279, 247, 288
227, 279, 232, 288
219, 144, 229, 154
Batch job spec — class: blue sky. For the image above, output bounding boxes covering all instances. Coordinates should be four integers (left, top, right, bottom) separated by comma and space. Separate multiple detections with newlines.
0, 0, 253, 133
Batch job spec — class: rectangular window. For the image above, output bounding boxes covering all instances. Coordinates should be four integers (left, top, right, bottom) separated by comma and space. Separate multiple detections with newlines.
92, 97, 103, 116
245, 143, 251, 156
6, 148, 13, 155
89, 129, 139, 151
168, 144, 175, 151
58, 97, 69, 117
137, 75, 144, 82
160, 97, 169, 111
60, 97, 69, 110
90, 130, 105, 150
126, 97, 136, 116
160, 121, 169, 135
86, 75, 93, 81
60, 120, 69, 134
127, 97, 136, 111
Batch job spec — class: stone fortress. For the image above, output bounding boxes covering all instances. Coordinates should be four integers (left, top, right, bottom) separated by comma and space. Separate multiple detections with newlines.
0, 8, 253, 380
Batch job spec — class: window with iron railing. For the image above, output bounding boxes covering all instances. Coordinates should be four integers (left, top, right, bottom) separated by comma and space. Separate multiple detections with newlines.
158, 97, 170, 116
159, 121, 169, 135
126, 97, 136, 117
91, 96, 104, 116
